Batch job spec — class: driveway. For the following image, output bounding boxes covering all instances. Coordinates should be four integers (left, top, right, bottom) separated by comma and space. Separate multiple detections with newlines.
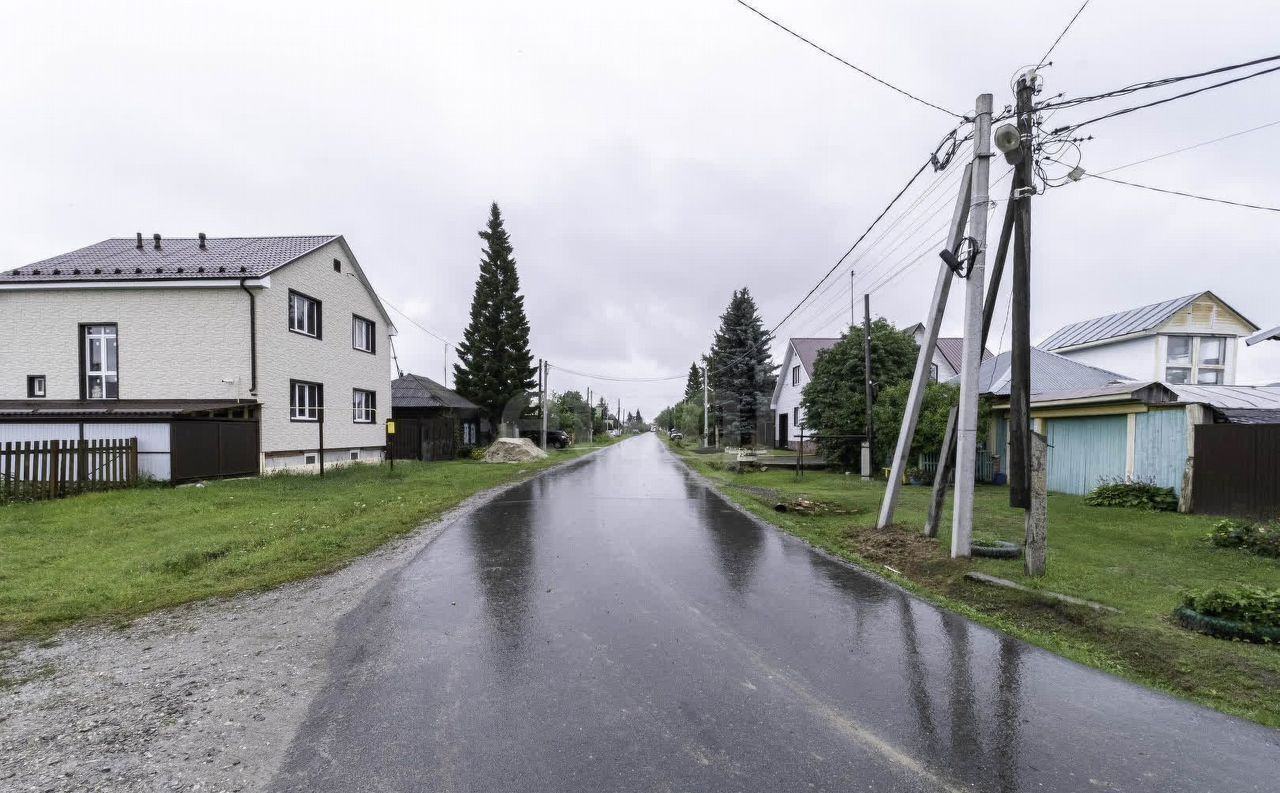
273, 435, 1278, 792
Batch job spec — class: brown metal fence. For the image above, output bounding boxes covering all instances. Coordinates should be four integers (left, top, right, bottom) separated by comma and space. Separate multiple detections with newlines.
0, 438, 140, 501
1191, 424, 1280, 519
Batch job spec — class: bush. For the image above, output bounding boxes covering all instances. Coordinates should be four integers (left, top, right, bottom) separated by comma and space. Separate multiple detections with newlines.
1181, 585, 1280, 628
1208, 518, 1280, 558
1084, 477, 1178, 511
468, 445, 489, 461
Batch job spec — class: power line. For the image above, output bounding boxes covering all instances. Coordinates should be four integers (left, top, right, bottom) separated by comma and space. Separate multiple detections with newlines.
1086, 172, 1280, 213
1037, 0, 1092, 68
733, 0, 963, 118
381, 298, 456, 347
1040, 53, 1280, 113
1094, 119, 1280, 175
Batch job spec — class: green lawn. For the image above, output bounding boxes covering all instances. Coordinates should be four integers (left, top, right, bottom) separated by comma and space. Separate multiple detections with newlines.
677, 449, 1280, 728
0, 440, 617, 641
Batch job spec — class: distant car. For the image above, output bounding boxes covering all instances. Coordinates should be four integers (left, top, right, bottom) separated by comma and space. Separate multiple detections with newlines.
520, 429, 571, 449
668, 430, 683, 440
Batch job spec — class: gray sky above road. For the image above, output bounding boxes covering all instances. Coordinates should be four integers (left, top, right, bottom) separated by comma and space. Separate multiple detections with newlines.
3, 0, 1277, 417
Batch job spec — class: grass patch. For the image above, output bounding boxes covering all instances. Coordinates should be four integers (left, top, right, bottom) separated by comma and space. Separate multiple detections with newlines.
674, 448, 1280, 728
0, 441, 615, 641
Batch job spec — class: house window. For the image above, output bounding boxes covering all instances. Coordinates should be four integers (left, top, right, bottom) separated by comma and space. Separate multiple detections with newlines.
290, 380, 323, 421
793, 407, 800, 427
83, 324, 118, 399
27, 375, 46, 398
288, 291, 322, 338
1165, 336, 1226, 385
349, 450, 360, 461
791, 365, 800, 386
333, 258, 342, 273
929, 362, 940, 382
352, 388, 376, 423
351, 315, 376, 354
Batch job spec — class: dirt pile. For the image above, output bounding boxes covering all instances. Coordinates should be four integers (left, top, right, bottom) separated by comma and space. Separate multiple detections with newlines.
483, 437, 548, 463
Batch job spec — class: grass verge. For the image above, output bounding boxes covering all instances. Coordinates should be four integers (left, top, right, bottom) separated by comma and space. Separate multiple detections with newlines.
673, 446, 1280, 728
0, 439, 619, 642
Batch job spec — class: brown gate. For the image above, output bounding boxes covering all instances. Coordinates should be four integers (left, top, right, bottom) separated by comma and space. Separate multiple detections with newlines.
1192, 423, 1280, 518
388, 416, 457, 461
171, 420, 260, 482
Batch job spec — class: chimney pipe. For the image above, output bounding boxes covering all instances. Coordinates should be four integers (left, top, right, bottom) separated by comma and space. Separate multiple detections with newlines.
198, 232, 207, 250
136, 232, 143, 250
153, 233, 162, 250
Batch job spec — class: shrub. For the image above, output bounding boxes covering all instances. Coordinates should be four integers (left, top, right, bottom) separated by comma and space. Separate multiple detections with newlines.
468, 445, 489, 461
1181, 585, 1280, 628
1208, 518, 1280, 558
1084, 477, 1178, 511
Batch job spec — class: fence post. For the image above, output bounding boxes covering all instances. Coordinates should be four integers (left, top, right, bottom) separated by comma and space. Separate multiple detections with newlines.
129, 438, 139, 484
49, 440, 61, 499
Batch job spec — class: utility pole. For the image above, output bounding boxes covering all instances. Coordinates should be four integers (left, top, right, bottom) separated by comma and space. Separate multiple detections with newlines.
1009, 72, 1036, 509
951, 93, 993, 558
539, 359, 548, 450
862, 292, 874, 480
702, 364, 709, 447
442, 340, 448, 387
587, 386, 593, 445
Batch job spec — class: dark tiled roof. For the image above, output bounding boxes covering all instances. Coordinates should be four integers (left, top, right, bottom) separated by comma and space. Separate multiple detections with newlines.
1039, 293, 1204, 350
0, 236, 338, 283
392, 374, 479, 410
934, 337, 992, 372
969, 348, 1132, 396
1215, 408, 1280, 425
790, 338, 839, 375
0, 399, 256, 417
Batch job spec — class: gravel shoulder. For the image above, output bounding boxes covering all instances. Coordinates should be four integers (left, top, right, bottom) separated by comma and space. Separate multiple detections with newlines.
0, 454, 600, 793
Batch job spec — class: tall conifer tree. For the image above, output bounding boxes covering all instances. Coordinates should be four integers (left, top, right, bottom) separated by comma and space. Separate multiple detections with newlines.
708, 287, 776, 445
683, 362, 704, 402
453, 203, 537, 432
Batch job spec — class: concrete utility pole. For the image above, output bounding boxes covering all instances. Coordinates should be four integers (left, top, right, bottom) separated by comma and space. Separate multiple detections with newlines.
862, 292, 874, 480
1024, 431, 1048, 576
587, 386, 593, 445
951, 93, 993, 558
702, 364, 709, 447
1009, 74, 1036, 509
877, 161, 973, 529
540, 360, 548, 450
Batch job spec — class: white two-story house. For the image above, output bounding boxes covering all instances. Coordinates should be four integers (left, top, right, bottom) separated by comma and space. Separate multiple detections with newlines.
0, 234, 395, 481
1040, 291, 1259, 386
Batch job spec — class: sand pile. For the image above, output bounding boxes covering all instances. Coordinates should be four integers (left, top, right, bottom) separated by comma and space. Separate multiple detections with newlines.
483, 437, 549, 463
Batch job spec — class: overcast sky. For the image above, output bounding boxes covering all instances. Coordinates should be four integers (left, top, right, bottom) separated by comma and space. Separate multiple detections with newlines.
2, 0, 1277, 418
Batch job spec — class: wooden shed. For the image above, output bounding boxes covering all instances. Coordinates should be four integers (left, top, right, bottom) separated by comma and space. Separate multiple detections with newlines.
389, 374, 484, 461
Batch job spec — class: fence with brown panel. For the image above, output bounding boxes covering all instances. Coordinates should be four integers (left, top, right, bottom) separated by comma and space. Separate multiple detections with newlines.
0, 438, 139, 501
1191, 423, 1280, 519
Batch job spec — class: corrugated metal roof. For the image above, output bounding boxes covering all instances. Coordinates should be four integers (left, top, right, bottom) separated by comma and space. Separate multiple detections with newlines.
0, 236, 338, 283
790, 338, 839, 375
1167, 384, 1280, 409
1039, 293, 1202, 350
971, 348, 1132, 396
0, 399, 255, 417
934, 337, 992, 372
392, 374, 480, 410
1246, 324, 1280, 346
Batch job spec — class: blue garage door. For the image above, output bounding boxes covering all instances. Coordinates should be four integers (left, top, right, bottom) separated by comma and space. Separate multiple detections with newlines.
1045, 415, 1128, 496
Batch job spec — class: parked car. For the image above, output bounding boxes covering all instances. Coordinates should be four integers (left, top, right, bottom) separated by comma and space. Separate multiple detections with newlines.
520, 429, 571, 449
668, 430, 683, 440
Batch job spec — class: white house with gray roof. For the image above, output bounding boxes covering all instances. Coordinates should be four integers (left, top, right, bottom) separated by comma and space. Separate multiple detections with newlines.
1040, 291, 1259, 386
0, 233, 395, 480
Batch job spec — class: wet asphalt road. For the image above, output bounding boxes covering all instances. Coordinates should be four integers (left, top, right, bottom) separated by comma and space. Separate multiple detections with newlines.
273, 435, 1278, 792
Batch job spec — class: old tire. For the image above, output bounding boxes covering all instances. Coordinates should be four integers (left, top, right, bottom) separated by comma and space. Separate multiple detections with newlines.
1173, 607, 1280, 644
971, 540, 1022, 559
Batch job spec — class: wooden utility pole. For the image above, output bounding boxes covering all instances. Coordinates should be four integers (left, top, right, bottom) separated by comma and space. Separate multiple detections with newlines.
702, 364, 709, 447
587, 386, 593, 444
951, 93, 993, 558
877, 162, 973, 529
1024, 431, 1048, 576
862, 292, 874, 480
925, 405, 957, 538
1009, 75, 1036, 509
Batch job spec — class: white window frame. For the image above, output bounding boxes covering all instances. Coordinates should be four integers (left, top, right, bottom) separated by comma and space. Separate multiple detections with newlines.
351, 315, 375, 354
1165, 335, 1226, 385
791, 365, 800, 386
28, 375, 46, 398
352, 388, 376, 423
290, 380, 322, 421
83, 324, 119, 399
288, 291, 321, 338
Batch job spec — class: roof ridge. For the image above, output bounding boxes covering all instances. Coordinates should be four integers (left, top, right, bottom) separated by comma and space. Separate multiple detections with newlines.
1054, 292, 1202, 331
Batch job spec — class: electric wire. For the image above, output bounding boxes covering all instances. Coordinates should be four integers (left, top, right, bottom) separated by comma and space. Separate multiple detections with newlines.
1037, 0, 1092, 68
1093, 119, 1280, 175
733, 0, 963, 118
1086, 173, 1280, 213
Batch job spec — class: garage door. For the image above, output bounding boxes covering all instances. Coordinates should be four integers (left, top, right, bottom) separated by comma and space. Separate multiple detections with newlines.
1045, 415, 1127, 496
170, 420, 260, 482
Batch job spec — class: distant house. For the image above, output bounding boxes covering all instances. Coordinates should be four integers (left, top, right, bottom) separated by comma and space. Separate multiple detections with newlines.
389, 373, 483, 461
770, 327, 991, 450
0, 234, 394, 481
1040, 291, 1260, 386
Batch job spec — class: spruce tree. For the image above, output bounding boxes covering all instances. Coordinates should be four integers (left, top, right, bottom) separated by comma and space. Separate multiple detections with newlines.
453, 203, 537, 433
683, 363, 704, 402
707, 288, 776, 446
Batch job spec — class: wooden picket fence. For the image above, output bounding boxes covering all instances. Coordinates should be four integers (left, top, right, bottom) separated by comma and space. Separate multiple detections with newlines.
0, 438, 139, 502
